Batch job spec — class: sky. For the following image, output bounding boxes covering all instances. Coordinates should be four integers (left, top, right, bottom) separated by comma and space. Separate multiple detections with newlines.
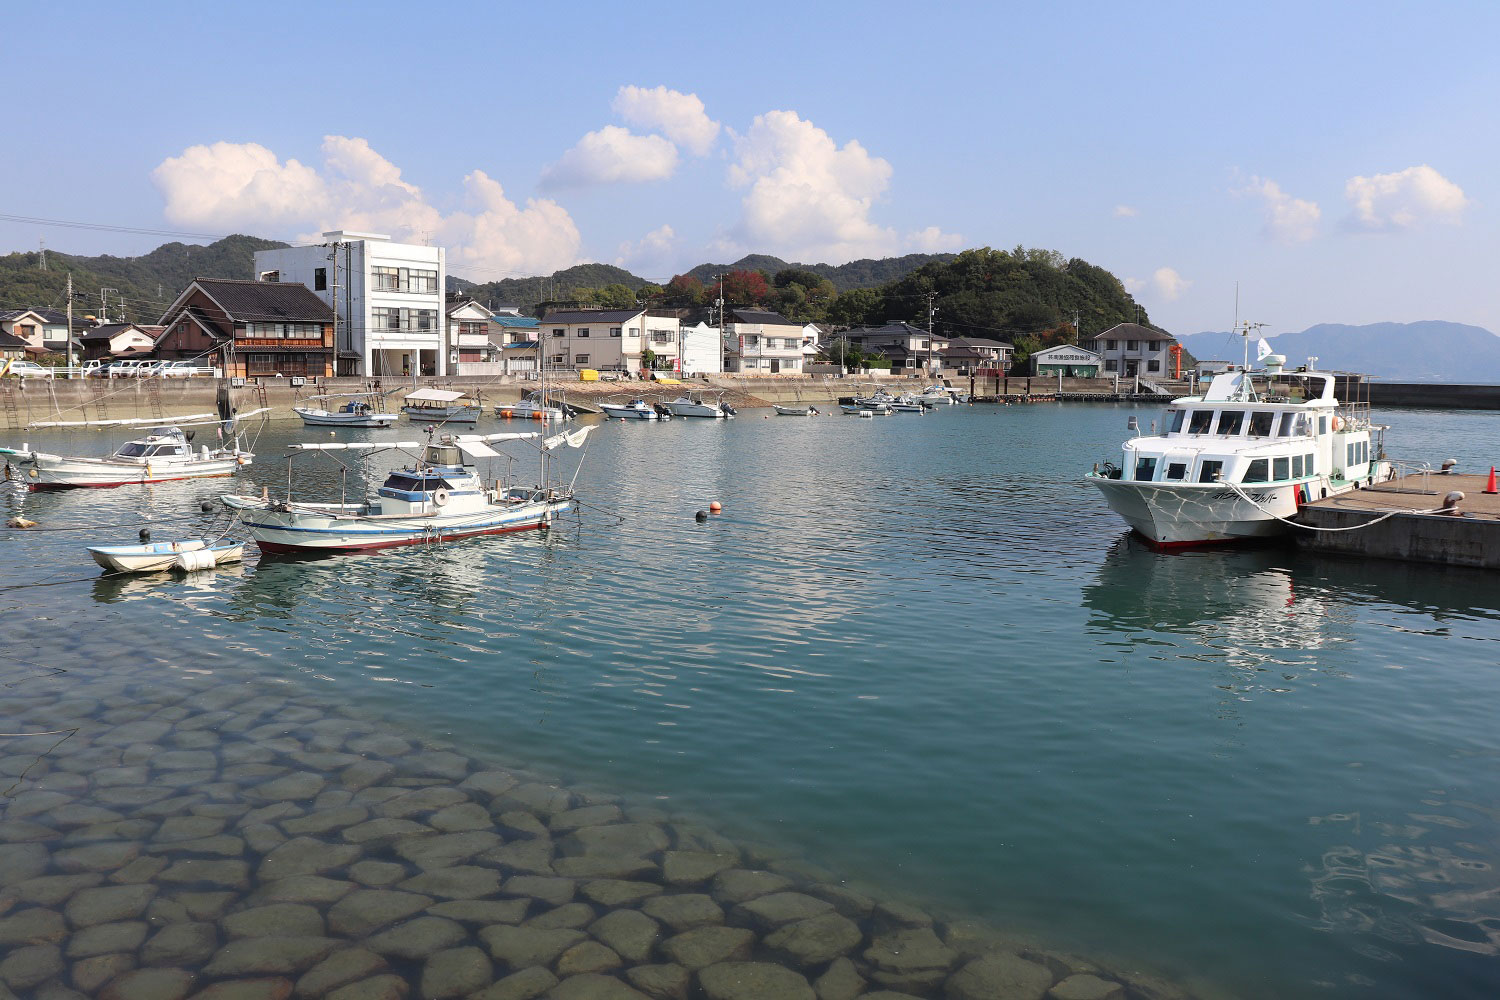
5, 0, 1499, 337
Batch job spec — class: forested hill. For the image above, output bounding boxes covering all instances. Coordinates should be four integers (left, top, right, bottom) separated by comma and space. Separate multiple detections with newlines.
0, 235, 287, 322
448, 263, 646, 311
683, 252, 955, 293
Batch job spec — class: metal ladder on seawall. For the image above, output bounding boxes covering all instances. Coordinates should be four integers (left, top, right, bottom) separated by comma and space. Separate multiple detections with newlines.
1, 384, 20, 431
145, 377, 163, 419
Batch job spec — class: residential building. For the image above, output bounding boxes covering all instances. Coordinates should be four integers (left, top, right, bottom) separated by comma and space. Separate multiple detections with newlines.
0, 309, 69, 352
1085, 322, 1176, 377
539, 308, 680, 373
1030, 344, 1102, 377
679, 321, 724, 375
79, 323, 162, 362
941, 336, 1013, 374
0, 331, 28, 359
254, 231, 446, 377
490, 314, 541, 374
840, 320, 951, 373
447, 298, 495, 364
723, 309, 804, 374
156, 278, 335, 378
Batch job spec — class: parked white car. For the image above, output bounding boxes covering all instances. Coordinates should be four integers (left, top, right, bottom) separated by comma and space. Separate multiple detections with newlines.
106, 359, 152, 378
2, 360, 54, 379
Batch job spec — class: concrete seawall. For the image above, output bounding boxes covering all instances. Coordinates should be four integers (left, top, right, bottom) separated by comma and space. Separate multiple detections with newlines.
1296, 473, 1500, 568
1336, 379, 1500, 409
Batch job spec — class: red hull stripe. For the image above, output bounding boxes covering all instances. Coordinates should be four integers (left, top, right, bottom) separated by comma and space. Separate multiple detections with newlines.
1136, 532, 1263, 552
255, 520, 546, 554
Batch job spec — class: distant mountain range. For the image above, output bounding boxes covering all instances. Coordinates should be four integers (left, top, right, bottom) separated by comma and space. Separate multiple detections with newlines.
1177, 321, 1500, 383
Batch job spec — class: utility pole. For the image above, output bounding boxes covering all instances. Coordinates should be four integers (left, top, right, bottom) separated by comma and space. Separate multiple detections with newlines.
100, 287, 117, 324
927, 291, 936, 375
39, 237, 46, 270
65, 273, 74, 369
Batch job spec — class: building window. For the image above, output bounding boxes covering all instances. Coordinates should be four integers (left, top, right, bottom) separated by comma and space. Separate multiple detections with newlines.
371, 266, 438, 293
1106, 339, 1117, 350
314, 268, 327, 291
576, 328, 590, 338
574, 354, 589, 365
1126, 340, 1139, 351
370, 308, 438, 332
550, 354, 565, 365
746, 335, 759, 346
610, 327, 622, 338
627, 327, 639, 338
552, 328, 565, 338
1147, 360, 1160, 373
1104, 359, 1118, 372
650, 331, 673, 344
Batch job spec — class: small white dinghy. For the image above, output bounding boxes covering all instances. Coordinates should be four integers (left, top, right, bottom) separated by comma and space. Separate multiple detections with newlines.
87, 539, 247, 574
772, 404, 820, 416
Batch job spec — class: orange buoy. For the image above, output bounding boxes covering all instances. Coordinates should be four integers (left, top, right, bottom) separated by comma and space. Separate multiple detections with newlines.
709, 501, 722, 513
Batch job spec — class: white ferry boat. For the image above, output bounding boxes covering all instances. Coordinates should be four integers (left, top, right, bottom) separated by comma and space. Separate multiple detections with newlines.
1087, 350, 1392, 548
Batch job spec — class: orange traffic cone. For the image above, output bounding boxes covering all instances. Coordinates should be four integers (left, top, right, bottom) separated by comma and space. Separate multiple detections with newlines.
1485, 467, 1498, 495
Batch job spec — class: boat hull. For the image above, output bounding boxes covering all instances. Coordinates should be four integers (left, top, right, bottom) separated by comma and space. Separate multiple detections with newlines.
222, 495, 572, 554
599, 405, 657, 420
666, 401, 729, 418
21, 453, 249, 490
295, 408, 397, 428
402, 406, 480, 424
1088, 475, 1305, 547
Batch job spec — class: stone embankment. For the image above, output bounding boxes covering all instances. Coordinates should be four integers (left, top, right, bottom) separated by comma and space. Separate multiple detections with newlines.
0, 665, 1202, 1000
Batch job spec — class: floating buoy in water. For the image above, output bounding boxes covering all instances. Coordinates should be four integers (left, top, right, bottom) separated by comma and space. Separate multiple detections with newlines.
200, 500, 213, 513
6, 516, 37, 528
709, 501, 722, 513
695, 510, 708, 522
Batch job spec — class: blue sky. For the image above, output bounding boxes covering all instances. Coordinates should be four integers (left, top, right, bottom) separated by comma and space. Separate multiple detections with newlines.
5, 0, 1498, 337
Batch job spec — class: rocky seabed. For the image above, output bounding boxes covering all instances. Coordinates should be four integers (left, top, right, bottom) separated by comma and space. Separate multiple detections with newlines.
0, 667, 1203, 1000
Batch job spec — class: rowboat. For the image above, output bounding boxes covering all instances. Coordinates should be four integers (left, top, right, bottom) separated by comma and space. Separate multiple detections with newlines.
87, 539, 247, 573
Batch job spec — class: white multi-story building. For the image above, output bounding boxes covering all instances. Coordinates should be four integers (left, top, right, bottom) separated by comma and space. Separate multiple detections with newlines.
539, 309, 680, 373
1085, 322, 1176, 378
724, 309, 803, 374
679, 321, 724, 375
254, 231, 447, 377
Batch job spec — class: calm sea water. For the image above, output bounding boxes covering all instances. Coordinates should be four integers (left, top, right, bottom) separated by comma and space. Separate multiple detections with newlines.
4, 402, 1499, 999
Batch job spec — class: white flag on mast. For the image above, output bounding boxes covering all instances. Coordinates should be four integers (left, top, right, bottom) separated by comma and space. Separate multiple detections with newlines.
1255, 338, 1274, 362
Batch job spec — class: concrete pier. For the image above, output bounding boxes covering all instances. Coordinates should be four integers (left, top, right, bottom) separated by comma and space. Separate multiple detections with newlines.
1295, 473, 1500, 568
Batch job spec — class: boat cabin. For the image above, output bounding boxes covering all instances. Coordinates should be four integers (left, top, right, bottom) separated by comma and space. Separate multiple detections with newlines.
373, 440, 483, 511
1114, 370, 1383, 490
114, 428, 197, 460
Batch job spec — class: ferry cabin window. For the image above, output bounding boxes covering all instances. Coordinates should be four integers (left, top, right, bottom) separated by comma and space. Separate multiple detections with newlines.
1319, 415, 1329, 434
1274, 457, 1290, 481
1278, 412, 1297, 437
1242, 459, 1270, 483
1216, 411, 1245, 435
1187, 410, 1213, 434
1133, 457, 1157, 481
1167, 409, 1185, 433
1198, 460, 1224, 483
1292, 455, 1303, 477
1248, 412, 1274, 437
1165, 462, 1187, 480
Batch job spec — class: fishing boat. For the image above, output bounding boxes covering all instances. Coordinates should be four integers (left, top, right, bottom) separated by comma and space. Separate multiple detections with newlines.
87, 539, 246, 573
496, 390, 575, 421
772, 403, 820, 416
914, 384, 967, 405
221, 427, 591, 554
1, 412, 264, 490
401, 387, 481, 424
839, 402, 891, 415
599, 398, 662, 420
1087, 333, 1393, 548
853, 389, 901, 408
889, 394, 927, 413
666, 393, 736, 418
294, 393, 397, 428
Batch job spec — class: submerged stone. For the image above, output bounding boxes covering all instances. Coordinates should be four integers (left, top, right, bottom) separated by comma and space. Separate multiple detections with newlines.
478, 925, 586, 969
201, 935, 340, 975
365, 915, 466, 960
223, 903, 326, 938
697, 961, 815, 1000
588, 908, 660, 963
293, 947, 389, 998
64, 919, 148, 958
63, 883, 156, 927
327, 889, 433, 937
659, 926, 755, 970
470, 965, 556, 1000
72, 951, 137, 993
0, 941, 63, 991
944, 953, 1054, 1000
258, 837, 362, 881
98, 966, 196, 1000
626, 963, 692, 1000
141, 921, 219, 966
420, 945, 492, 999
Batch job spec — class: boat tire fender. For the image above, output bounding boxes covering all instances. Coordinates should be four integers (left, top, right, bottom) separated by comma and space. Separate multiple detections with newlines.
432, 488, 451, 507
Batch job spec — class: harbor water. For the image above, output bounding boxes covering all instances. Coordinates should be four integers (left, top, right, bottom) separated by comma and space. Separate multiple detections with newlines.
3, 402, 1499, 999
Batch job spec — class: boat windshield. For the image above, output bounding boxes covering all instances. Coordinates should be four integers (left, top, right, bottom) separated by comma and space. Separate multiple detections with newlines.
115, 443, 150, 457
382, 474, 455, 493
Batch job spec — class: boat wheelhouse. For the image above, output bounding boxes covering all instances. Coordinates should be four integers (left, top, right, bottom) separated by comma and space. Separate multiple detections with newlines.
1087, 354, 1392, 548
401, 387, 481, 424
294, 392, 397, 428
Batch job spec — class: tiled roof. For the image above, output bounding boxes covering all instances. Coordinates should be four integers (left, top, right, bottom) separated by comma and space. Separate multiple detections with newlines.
539, 310, 643, 324
731, 308, 797, 327
1096, 322, 1174, 343
190, 278, 335, 323
0, 331, 29, 349
81, 323, 149, 341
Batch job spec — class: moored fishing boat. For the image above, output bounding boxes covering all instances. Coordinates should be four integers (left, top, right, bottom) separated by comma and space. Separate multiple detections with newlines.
666, 393, 736, 418
772, 403, 820, 416
222, 427, 591, 554
599, 398, 662, 420
496, 390, 575, 421
1, 413, 263, 490
401, 387, 481, 424
1087, 335, 1393, 548
294, 393, 397, 428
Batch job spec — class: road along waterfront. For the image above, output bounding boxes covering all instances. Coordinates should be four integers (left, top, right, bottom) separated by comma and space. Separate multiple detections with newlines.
3, 404, 1500, 999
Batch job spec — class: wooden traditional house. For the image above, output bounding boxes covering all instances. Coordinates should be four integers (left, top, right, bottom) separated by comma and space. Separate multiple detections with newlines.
157, 278, 335, 378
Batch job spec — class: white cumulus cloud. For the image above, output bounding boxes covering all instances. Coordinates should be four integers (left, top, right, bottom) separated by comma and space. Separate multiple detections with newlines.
1113, 205, 1139, 219
907, 226, 963, 252
1344, 164, 1469, 231
1239, 175, 1321, 243
153, 136, 580, 275
613, 85, 720, 156
727, 110, 900, 261
614, 224, 678, 275
540, 126, 679, 188
1125, 267, 1190, 302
